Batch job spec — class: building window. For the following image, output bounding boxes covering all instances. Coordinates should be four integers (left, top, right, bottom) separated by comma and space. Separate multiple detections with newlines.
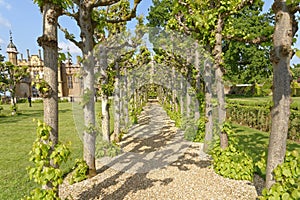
67, 75, 73, 89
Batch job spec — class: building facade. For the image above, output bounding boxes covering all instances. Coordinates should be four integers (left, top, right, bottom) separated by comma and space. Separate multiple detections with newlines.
6, 36, 82, 100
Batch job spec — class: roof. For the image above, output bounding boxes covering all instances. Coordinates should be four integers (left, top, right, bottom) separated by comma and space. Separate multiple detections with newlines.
6, 32, 18, 54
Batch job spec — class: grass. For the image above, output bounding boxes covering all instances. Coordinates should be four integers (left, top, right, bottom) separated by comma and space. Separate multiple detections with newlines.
231, 123, 300, 165
0, 101, 115, 199
0, 102, 85, 199
227, 95, 300, 163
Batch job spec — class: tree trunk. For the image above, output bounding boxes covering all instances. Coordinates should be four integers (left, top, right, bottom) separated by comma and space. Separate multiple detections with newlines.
124, 68, 129, 128
180, 72, 185, 117
113, 62, 120, 142
101, 94, 110, 142
214, 15, 227, 149
79, 2, 96, 177
37, 2, 61, 192
98, 45, 110, 143
203, 60, 213, 152
194, 43, 200, 121
186, 69, 192, 119
171, 66, 177, 112
265, 0, 294, 189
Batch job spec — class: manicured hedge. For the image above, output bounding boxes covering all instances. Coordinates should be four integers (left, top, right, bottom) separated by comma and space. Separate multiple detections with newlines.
226, 100, 300, 142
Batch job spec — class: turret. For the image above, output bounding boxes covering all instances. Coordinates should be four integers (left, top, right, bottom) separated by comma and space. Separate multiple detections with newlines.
6, 31, 18, 65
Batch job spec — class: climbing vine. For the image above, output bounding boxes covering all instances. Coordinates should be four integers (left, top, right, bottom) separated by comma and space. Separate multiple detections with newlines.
24, 120, 70, 200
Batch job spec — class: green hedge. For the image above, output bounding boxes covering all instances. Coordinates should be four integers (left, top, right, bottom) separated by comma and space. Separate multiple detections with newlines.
226, 100, 300, 142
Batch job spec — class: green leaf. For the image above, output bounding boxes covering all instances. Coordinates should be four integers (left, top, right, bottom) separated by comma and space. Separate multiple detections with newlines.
281, 193, 290, 200
282, 168, 292, 177
296, 50, 300, 58
291, 189, 300, 199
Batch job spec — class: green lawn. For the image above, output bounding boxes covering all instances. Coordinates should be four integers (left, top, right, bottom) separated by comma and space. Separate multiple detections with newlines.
0, 102, 86, 199
227, 96, 300, 163
232, 123, 300, 164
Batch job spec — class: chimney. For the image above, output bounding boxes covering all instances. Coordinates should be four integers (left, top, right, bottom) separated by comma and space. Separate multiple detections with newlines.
21, 53, 23, 60
38, 49, 42, 59
27, 49, 30, 60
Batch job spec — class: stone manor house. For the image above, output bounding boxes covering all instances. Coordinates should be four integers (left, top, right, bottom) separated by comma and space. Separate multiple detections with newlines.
5, 36, 82, 100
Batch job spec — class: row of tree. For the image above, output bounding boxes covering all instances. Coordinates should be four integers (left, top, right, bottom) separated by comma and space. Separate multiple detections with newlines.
147, 0, 299, 189
32, 0, 144, 194
23, 0, 299, 194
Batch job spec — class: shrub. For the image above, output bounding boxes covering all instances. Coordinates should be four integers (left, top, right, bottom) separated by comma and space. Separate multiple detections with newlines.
184, 117, 206, 142
226, 100, 300, 142
163, 101, 181, 127
96, 139, 121, 158
210, 122, 254, 181
33, 99, 43, 103
58, 98, 69, 103
17, 98, 28, 103
259, 150, 300, 200
68, 159, 88, 185
255, 152, 267, 179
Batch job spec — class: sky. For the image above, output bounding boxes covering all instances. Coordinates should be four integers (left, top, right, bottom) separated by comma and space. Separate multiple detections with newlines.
0, 0, 152, 61
0, 0, 299, 64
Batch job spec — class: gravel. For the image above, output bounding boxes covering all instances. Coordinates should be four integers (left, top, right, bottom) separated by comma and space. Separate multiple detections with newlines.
59, 103, 264, 200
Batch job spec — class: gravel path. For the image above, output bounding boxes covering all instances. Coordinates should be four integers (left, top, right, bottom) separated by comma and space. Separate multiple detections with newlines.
60, 102, 263, 200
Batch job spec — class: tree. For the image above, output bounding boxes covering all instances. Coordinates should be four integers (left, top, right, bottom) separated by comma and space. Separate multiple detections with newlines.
0, 49, 6, 94
150, 0, 255, 149
60, 0, 142, 177
223, 2, 273, 85
265, 0, 299, 189
291, 64, 300, 80
0, 46, 4, 62
0, 62, 28, 107
33, 0, 70, 192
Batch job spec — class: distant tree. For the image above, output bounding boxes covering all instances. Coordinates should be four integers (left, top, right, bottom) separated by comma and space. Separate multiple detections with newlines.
291, 64, 300, 80
0, 46, 4, 62
0, 62, 28, 107
265, 0, 300, 189
0, 48, 6, 95
223, 2, 273, 85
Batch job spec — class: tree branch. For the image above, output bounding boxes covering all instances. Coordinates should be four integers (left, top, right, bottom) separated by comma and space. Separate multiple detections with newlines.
93, 0, 121, 8
174, 12, 194, 35
105, 0, 142, 23
291, 5, 300, 14
58, 23, 83, 50
62, 10, 79, 22
223, 0, 254, 18
224, 35, 271, 44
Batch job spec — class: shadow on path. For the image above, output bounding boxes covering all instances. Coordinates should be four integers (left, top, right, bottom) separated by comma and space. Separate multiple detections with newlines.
77, 102, 202, 199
